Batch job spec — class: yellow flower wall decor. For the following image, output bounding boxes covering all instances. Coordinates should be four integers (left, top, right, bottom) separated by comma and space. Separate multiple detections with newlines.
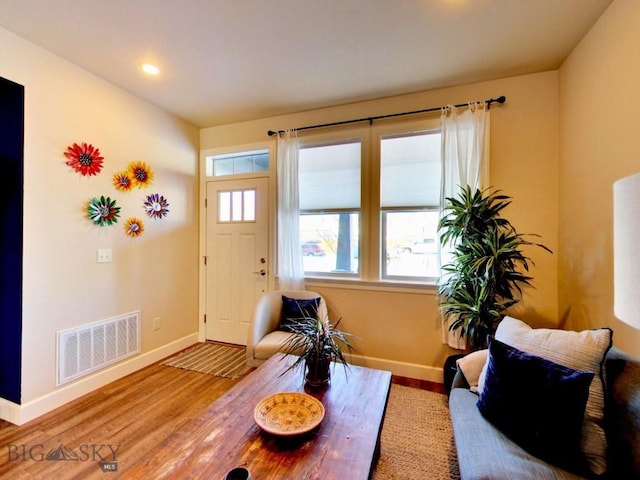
127, 161, 154, 189
113, 171, 133, 192
124, 217, 145, 237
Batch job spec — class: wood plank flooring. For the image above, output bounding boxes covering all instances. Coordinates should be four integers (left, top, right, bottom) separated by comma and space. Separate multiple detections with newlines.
0, 358, 441, 479
0, 361, 246, 479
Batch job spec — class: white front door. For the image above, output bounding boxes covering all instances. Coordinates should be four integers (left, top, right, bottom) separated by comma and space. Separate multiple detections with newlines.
205, 177, 269, 344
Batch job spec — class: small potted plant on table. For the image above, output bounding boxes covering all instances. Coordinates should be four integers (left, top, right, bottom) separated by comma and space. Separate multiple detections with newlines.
281, 310, 354, 388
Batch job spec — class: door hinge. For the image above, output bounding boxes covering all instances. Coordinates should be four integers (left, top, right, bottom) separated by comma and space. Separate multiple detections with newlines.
203, 256, 207, 265
204, 314, 207, 324
204, 198, 207, 208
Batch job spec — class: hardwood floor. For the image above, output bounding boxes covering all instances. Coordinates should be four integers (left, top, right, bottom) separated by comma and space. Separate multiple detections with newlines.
0, 361, 246, 479
392, 375, 445, 394
0, 358, 441, 479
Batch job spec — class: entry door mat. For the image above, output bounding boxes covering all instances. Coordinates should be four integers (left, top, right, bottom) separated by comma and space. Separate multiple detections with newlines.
162, 342, 250, 379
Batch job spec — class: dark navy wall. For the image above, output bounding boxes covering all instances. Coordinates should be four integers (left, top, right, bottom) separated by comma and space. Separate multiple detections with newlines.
0, 77, 24, 404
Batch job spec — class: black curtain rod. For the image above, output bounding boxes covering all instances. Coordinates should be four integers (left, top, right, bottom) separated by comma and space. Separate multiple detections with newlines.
267, 95, 506, 137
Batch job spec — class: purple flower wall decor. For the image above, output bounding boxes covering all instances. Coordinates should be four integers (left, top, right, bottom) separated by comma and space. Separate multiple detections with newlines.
144, 193, 170, 220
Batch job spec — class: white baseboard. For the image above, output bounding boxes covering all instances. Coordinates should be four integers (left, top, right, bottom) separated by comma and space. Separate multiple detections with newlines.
0, 333, 199, 426
349, 354, 444, 383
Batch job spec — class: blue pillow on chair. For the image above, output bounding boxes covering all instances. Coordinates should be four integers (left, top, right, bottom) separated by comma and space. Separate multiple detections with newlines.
477, 337, 594, 475
278, 295, 321, 331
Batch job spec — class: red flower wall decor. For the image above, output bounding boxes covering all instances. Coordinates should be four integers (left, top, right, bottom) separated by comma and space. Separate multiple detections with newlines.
64, 142, 104, 176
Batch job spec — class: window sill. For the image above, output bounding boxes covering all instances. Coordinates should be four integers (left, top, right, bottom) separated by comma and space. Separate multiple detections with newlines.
303, 277, 438, 295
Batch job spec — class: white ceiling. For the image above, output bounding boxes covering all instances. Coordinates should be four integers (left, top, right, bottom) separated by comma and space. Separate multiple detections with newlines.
0, 0, 612, 128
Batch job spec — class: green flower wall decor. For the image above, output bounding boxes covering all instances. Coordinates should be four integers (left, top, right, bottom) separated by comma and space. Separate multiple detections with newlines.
88, 196, 121, 226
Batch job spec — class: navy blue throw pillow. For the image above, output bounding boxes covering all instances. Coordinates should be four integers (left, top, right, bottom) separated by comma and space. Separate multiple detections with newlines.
278, 296, 321, 331
477, 337, 594, 474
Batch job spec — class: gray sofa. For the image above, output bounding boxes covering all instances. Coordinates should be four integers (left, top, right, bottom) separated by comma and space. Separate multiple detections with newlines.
449, 347, 640, 480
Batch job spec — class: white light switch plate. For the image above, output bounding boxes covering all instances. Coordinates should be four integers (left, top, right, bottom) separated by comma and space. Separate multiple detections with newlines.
97, 248, 112, 263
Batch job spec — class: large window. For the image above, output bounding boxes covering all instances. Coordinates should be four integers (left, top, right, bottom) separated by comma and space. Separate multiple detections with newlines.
298, 141, 361, 275
297, 121, 441, 283
380, 131, 441, 280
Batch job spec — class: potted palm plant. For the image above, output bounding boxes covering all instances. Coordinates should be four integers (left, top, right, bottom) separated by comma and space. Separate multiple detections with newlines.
438, 186, 551, 351
280, 308, 354, 388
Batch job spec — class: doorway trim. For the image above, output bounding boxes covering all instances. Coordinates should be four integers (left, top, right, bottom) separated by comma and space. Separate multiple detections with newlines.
198, 141, 276, 343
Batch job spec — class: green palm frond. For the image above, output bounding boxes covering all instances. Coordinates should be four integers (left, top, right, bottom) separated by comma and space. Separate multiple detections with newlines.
437, 186, 552, 350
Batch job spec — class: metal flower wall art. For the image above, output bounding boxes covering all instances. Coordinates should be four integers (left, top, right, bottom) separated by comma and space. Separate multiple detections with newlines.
63, 138, 167, 236
144, 193, 170, 220
87, 196, 121, 226
112, 171, 133, 192
64, 142, 104, 176
124, 217, 145, 237
127, 161, 154, 189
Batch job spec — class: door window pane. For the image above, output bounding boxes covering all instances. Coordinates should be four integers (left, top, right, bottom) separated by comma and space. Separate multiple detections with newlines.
243, 190, 256, 221
218, 189, 256, 223
231, 191, 243, 221
218, 192, 231, 222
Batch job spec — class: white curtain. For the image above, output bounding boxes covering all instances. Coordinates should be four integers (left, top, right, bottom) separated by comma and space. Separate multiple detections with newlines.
277, 130, 305, 290
439, 102, 490, 349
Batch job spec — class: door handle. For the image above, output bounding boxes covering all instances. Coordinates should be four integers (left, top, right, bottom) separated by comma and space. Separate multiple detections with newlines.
253, 269, 267, 276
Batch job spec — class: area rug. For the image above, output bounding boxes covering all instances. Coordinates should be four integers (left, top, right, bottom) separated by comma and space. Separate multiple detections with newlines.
162, 342, 250, 379
372, 384, 460, 480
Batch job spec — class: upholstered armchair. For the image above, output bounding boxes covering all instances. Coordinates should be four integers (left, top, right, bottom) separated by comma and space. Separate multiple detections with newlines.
246, 289, 327, 367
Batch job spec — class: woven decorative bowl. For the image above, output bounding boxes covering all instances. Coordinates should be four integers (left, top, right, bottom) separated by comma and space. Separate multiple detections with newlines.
254, 392, 325, 436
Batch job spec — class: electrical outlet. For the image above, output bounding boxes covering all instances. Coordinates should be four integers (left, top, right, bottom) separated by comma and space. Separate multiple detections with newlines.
97, 248, 112, 263
152, 317, 161, 331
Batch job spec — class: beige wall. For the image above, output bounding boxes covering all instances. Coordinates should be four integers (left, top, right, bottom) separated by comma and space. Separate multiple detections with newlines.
201, 71, 560, 375
559, 0, 640, 356
0, 27, 200, 408
9, 0, 630, 412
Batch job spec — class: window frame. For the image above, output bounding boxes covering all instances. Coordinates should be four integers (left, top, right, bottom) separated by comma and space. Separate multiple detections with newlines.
377, 125, 442, 283
297, 128, 370, 279
297, 118, 441, 285
204, 144, 272, 179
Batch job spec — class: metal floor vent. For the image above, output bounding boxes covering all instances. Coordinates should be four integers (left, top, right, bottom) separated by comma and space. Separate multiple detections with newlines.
57, 311, 141, 385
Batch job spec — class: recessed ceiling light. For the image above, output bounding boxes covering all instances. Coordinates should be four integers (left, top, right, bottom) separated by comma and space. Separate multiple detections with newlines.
141, 63, 160, 75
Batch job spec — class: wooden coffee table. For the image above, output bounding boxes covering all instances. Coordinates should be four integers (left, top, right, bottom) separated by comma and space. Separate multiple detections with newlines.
124, 353, 391, 479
